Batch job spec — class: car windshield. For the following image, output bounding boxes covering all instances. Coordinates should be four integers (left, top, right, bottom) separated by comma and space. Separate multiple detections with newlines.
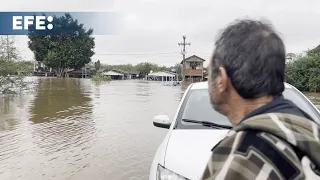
177, 88, 320, 129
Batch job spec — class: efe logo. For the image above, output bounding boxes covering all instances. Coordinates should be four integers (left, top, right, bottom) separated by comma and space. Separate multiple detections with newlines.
13, 16, 53, 30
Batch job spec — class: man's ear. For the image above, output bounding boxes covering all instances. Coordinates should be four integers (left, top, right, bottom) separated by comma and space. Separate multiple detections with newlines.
218, 67, 228, 93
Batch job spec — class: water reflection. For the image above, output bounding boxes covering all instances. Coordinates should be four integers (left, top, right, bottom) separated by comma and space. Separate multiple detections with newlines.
0, 97, 19, 131
135, 83, 152, 97
0, 95, 34, 131
0, 78, 97, 180
78, 80, 182, 179
29, 78, 93, 123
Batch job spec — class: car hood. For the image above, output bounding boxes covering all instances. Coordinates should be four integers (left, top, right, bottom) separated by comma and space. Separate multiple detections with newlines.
164, 129, 229, 180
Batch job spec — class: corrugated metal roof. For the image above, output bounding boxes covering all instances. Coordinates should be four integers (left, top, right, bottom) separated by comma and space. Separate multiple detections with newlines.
180, 55, 206, 64
102, 70, 124, 76
148, 71, 176, 77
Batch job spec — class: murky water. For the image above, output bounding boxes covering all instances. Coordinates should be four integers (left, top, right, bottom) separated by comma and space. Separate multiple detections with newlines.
0, 78, 319, 180
0, 78, 184, 180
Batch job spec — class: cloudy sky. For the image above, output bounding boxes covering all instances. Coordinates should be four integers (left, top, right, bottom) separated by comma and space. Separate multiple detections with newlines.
1, 0, 320, 66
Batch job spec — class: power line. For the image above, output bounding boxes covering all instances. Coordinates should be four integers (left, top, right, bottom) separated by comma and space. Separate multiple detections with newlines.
94, 52, 181, 56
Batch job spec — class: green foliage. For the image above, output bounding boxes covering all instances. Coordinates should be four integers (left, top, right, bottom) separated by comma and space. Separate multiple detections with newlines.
307, 45, 320, 56
28, 13, 95, 77
135, 62, 154, 74
91, 74, 111, 83
285, 51, 320, 92
0, 59, 31, 95
101, 62, 174, 74
0, 75, 28, 95
27, 36, 49, 62
0, 60, 32, 95
0, 37, 32, 95
0, 60, 35, 76
15, 61, 34, 75
172, 63, 182, 79
94, 60, 101, 72
0, 60, 16, 76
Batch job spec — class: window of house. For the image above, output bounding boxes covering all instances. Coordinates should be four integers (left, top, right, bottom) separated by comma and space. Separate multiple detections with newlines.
190, 62, 200, 69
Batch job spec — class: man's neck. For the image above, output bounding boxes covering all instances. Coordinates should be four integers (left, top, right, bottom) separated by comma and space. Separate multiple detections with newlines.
226, 95, 275, 126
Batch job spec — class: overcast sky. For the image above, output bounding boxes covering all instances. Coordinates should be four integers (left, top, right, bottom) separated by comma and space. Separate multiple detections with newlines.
1, 0, 320, 67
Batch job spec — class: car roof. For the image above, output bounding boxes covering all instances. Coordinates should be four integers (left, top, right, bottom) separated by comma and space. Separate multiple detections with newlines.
190, 82, 293, 90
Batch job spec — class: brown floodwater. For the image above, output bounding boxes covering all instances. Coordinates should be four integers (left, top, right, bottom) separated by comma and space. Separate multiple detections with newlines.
0, 78, 319, 180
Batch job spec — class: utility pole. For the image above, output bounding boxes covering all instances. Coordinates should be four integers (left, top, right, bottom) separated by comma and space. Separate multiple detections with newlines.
178, 35, 190, 81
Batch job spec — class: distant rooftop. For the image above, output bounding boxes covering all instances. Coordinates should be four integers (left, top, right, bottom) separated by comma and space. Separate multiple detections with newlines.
148, 71, 176, 77
180, 55, 206, 64
102, 70, 124, 76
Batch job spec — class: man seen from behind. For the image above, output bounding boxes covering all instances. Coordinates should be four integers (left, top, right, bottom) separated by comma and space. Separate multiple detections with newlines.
201, 19, 320, 180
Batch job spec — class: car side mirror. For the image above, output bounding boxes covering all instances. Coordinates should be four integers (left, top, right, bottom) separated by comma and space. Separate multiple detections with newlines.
153, 115, 171, 129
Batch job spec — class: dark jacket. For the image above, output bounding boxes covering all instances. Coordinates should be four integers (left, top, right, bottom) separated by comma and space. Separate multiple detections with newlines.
201, 97, 320, 180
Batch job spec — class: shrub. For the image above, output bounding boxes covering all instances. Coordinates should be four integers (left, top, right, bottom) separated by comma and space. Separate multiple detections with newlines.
91, 75, 112, 82
285, 53, 320, 92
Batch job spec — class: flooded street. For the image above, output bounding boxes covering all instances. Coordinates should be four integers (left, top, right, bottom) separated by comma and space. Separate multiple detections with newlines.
0, 78, 319, 180
0, 78, 184, 180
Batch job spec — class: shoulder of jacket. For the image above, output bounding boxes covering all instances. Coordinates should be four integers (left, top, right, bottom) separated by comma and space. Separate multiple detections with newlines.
211, 130, 306, 180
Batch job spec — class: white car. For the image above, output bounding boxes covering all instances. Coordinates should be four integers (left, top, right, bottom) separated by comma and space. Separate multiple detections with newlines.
149, 82, 320, 180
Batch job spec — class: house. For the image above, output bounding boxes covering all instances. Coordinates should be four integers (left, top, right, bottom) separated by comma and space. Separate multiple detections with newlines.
128, 71, 141, 79
112, 69, 133, 80
102, 69, 142, 80
147, 71, 177, 81
180, 55, 206, 82
102, 70, 125, 80
66, 67, 92, 78
203, 69, 208, 81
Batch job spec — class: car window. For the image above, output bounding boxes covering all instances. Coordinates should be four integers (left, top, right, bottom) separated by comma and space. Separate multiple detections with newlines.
177, 88, 320, 129
180, 89, 231, 127
282, 89, 320, 121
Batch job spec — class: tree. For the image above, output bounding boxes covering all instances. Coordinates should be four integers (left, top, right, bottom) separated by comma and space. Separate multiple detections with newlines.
285, 51, 320, 92
0, 36, 20, 61
94, 60, 101, 71
28, 13, 95, 77
0, 36, 23, 76
286, 53, 297, 64
170, 63, 182, 79
0, 37, 29, 95
136, 62, 155, 74
99, 62, 174, 75
308, 45, 320, 56
171, 63, 181, 74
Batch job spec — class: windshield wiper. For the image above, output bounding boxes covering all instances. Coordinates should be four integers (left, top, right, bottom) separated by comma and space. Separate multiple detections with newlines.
182, 119, 232, 129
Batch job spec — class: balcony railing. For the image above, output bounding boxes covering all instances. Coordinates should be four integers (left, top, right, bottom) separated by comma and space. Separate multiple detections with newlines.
184, 69, 202, 76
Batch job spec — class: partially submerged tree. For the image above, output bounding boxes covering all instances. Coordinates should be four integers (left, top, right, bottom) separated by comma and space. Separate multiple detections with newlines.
0, 37, 29, 95
28, 13, 95, 77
